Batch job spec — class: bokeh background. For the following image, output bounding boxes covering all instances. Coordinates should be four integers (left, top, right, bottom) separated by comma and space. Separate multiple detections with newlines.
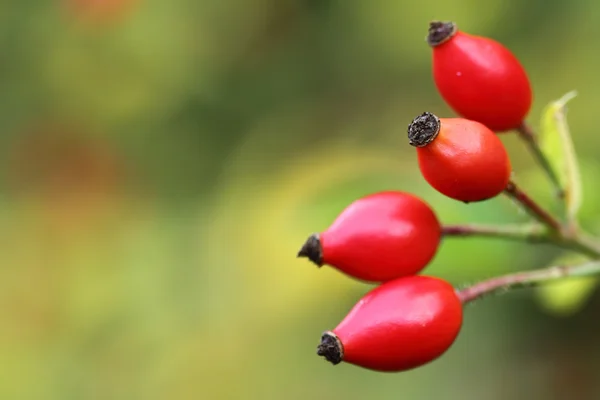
2, 0, 600, 399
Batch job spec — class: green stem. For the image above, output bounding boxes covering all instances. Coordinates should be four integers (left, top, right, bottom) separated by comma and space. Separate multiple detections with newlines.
516, 121, 564, 198
442, 223, 547, 242
563, 233, 600, 259
457, 260, 600, 304
442, 223, 600, 258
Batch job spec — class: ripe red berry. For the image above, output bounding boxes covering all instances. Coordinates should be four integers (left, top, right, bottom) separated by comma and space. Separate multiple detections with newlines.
428, 21, 532, 132
297, 191, 441, 282
317, 275, 463, 372
408, 112, 512, 203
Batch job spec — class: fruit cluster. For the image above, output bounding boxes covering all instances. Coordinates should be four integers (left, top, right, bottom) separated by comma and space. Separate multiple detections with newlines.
298, 21, 533, 372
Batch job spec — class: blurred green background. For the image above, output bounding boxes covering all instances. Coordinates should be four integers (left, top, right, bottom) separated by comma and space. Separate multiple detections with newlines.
2, 0, 600, 399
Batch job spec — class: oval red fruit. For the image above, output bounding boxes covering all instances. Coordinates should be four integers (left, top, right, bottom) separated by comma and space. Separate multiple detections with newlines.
317, 275, 463, 372
428, 21, 532, 132
297, 191, 441, 282
408, 112, 512, 202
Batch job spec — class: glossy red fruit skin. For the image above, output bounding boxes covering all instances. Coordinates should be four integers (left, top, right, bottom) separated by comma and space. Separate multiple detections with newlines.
412, 115, 511, 202
320, 191, 441, 282
432, 29, 532, 132
330, 276, 463, 372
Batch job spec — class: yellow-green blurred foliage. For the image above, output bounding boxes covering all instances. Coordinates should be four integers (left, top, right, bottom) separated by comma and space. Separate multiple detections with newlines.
2, 1, 600, 399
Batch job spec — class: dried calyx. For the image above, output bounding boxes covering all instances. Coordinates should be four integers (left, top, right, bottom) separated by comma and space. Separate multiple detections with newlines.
427, 21, 457, 47
317, 331, 343, 365
297, 234, 323, 266
407, 112, 441, 147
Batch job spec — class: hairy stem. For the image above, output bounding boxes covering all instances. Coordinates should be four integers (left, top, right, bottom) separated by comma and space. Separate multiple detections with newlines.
516, 121, 564, 197
503, 180, 562, 231
457, 260, 600, 304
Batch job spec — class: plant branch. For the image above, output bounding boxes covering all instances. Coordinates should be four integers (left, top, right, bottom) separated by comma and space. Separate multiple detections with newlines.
500, 181, 600, 257
564, 233, 600, 259
442, 223, 548, 242
457, 260, 600, 304
503, 180, 562, 231
516, 121, 563, 197
442, 223, 600, 258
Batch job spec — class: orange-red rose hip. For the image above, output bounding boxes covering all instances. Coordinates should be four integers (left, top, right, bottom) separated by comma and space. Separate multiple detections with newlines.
428, 21, 532, 132
297, 191, 441, 282
408, 112, 512, 202
317, 275, 463, 372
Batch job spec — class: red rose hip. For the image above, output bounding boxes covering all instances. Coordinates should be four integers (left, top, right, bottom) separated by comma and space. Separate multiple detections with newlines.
428, 21, 532, 132
297, 191, 441, 282
317, 276, 463, 372
408, 112, 512, 203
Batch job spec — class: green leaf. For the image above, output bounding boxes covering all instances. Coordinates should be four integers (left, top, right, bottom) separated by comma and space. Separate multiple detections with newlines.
535, 277, 598, 317
533, 253, 598, 317
539, 91, 582, 227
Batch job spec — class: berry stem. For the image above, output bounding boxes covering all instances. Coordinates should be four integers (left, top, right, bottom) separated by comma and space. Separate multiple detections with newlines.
516, 121, 564, 198
457, 260, 600, 304
503, 180, 562, 231
563, 232, 600, 259
498, 181, 600, 257
442, 223, 547, 242
442, 223, 600, 258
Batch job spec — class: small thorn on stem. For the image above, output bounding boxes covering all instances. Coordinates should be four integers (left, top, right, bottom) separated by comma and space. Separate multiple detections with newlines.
317, 331, 343, 365
297, 234, 324, 267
